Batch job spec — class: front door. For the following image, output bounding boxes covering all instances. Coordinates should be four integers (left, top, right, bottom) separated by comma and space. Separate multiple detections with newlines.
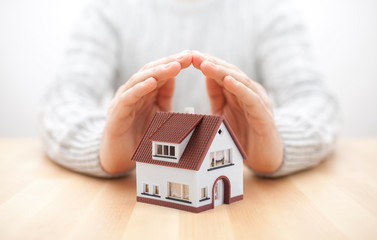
214, 179, 224, 206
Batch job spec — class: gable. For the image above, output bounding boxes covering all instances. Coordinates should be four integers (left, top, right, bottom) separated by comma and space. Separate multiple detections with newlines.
198, 122, 245, 172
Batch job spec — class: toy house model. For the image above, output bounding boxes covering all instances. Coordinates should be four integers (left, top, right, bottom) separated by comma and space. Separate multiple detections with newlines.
131, 109, 247, 213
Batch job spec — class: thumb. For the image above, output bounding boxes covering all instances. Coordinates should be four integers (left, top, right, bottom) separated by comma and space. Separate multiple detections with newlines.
206, 77, 224, 115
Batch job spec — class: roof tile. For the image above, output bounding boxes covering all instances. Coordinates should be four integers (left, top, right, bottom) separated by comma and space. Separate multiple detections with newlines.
149, 113, 204, 143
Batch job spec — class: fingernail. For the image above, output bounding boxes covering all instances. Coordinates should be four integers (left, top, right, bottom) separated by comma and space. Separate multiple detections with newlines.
165, 62, 177, 68
224, 75, 232, 82
194, 51, 206, 59
176, 51, 187, 61
143, 77, 154, 85
204, 61, 216, 69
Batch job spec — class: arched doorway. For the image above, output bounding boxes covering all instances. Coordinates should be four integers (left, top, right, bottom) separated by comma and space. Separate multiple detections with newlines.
212, 176, 231, 208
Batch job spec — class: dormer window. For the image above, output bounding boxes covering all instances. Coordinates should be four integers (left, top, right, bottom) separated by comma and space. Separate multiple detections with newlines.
149, 112, 204, 163
152, 142, 179, 162
155, 144, 176, 158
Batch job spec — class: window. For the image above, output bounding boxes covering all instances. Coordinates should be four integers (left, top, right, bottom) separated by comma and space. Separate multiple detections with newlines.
183, 185, 189, 200
218, 129, 222, 135
143, 183, 150, 194
209, 149, 232, 168
210, 152, 215, 167
142, 183, 160, 197
155, 144, 176, 158
225, 149, 231, 164
201, 187, 208, 199
170, 146, 175, 156
169, 182, 181, 198
153, 185, 160, 196
157, 145, 162, 155
215, 151, 224, 166
168, 182, 189, 200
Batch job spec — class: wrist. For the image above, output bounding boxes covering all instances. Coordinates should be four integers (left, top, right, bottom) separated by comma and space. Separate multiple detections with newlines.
244, 126, 284, 173
100, 133, 136, 174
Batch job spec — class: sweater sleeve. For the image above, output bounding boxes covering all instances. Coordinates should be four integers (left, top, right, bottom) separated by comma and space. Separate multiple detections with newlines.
253, 0, 340, 177
39, 0, 127, 178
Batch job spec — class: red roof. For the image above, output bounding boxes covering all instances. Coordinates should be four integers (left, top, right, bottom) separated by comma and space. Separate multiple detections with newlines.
149, 114, 204, 143
131, 112, 247, 171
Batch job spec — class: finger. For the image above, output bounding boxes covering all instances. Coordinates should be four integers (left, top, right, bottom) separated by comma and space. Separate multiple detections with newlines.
200, 60, 272, 109
192, 50, 240, 71
116, 77, 157, 117
141, 50, 192, 70
205, 77, 225, 115
194, 51, 266, 97
223, 88, 243, 110
157, 78, 175, 112
200, 60, 257, 93
200, 60, 247, 86
192, 50, 206, 69
223, 75, 270, 121
123, 61, 181, 92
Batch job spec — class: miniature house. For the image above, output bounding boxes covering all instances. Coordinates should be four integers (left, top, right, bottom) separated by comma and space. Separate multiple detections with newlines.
131, 111, 247, 213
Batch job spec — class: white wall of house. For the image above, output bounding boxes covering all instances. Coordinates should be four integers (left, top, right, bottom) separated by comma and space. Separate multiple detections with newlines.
136, 162, 199, 207
196, 122, 244, 207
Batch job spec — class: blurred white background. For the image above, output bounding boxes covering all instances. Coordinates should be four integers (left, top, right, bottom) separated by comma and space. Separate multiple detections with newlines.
0, 0, 376, 137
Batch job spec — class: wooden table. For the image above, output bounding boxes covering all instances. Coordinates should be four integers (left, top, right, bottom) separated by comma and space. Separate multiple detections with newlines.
0, 138, 377, 240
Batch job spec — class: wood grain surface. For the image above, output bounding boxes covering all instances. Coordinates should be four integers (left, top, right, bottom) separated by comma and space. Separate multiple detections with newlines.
0, 138, 376, 240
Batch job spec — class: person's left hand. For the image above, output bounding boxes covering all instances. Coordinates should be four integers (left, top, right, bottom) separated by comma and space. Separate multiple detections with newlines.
192, 51, 283, 173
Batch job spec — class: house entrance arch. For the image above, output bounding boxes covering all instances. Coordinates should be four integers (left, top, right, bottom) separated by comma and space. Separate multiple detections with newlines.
212, 176, 231, 208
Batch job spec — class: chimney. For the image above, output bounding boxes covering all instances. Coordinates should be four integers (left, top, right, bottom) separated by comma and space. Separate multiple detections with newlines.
184, 107, 195, 114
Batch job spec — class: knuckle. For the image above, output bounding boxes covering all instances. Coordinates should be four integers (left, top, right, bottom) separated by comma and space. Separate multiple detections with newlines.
209, 57, 217, 64
245, 81, 254, 90
265, 98, 273, 109
115, 84, 126, 96
129, 73, 137, 83
132, 84, 144, 98
147, 68, 157, 77
107, 98, 119, 114
154, 65, 165, 74
237, 85, 247, 98
141, 62, 152, 70
231, 64, 240, 71
256, 82, 266, 92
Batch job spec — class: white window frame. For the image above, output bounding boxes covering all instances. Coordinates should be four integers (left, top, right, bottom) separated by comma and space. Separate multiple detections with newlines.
167, 182, 189, 201
201, 187, 208, 200
209, 149, 232, 168
155, 143, 176, 158
153, 184, 160, 196
143, 182, 150, 194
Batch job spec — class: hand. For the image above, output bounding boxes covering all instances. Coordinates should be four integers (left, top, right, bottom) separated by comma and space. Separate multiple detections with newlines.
100, 51, 192, 174
192, 51, 283, 173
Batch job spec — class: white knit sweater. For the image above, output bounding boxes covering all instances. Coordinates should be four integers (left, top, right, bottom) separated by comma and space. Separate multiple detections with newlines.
40, 0, 339, 178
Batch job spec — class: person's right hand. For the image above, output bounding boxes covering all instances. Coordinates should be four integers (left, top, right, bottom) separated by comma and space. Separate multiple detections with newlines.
100, 51, 192, 174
